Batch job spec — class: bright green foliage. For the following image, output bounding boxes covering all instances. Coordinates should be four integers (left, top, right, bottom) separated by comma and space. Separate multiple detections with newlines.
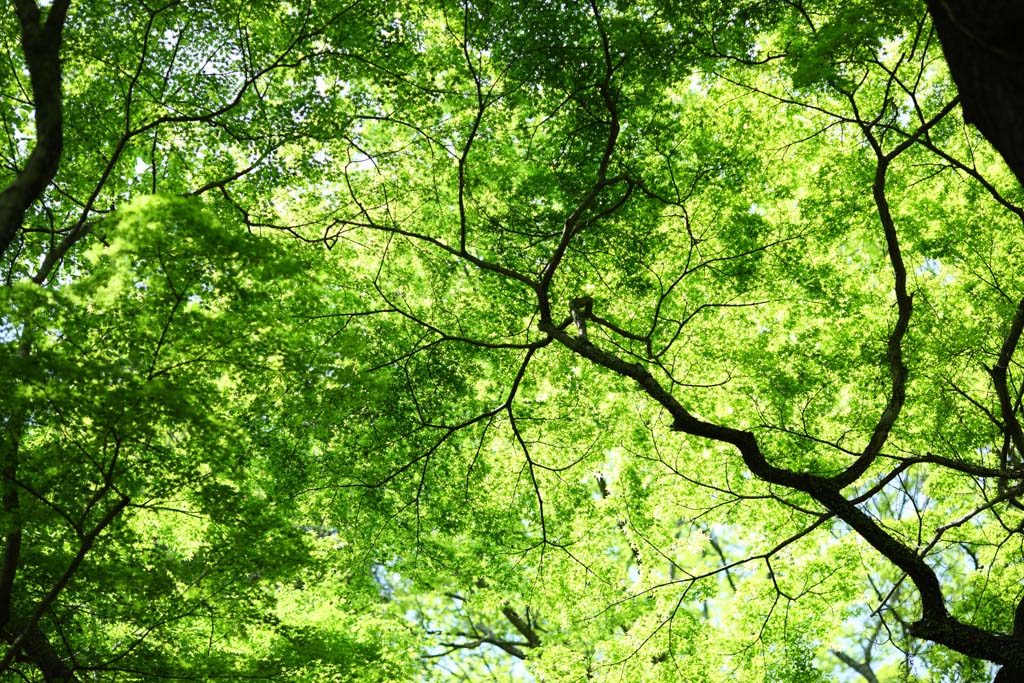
3, 0, 1024, 682
1, 195, 411, 679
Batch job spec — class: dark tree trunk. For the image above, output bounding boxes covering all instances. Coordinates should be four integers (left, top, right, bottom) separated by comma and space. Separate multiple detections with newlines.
0, 0, 69, 261
994, 663, 1024, 682
926, 1, 1024, 187
926, 4, 1024, 678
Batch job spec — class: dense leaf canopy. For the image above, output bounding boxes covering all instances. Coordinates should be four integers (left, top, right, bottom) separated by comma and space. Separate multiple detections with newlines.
2, 1, 1024, 681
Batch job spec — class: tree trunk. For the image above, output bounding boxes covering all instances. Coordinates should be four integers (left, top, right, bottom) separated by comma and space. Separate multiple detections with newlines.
925, 1, 1024, 186
0, 0, 69, 260
926, 3, 1024, 677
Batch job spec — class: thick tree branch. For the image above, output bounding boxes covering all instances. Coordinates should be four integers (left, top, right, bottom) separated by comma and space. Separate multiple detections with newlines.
0, 449, 20, 633
832, 648, 880, 683
436, 633, 529, 660
0, 495, 129, 677
829, 98, 962, 490
501, 606, 541, 649
542, 305, 1024, 669
0, 339, 33, 633
990, 298, 1024, 459
537, 0, 623, 323
0, 0, 70, 259
1, 621, 78, 683
829, 160, 909, 488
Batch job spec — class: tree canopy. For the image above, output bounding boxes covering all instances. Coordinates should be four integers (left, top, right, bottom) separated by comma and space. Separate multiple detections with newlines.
3, 1, 1024, 681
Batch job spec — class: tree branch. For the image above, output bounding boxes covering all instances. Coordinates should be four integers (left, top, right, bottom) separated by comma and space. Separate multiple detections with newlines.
501, 606, 541, 649
989, 298, 1024, 459
542, 305, 1024, 669
0, 495, 129, 677
0, 0, 70, 259
831, 648, 880, 683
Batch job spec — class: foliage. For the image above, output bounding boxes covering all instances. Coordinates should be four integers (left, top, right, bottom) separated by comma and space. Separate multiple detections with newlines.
2, 0, 1024, 681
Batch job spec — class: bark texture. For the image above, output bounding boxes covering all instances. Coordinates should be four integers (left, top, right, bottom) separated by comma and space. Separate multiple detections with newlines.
0, 0, 69, 260
926, 0, 1024, 186
925, 5, 1024, 679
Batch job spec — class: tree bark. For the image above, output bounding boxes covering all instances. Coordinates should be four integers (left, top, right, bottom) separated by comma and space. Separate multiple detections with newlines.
925, 0, 1024, 186
925, 4, 1024, 676
0, 0, 70, 260
1, 623, 78, 683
